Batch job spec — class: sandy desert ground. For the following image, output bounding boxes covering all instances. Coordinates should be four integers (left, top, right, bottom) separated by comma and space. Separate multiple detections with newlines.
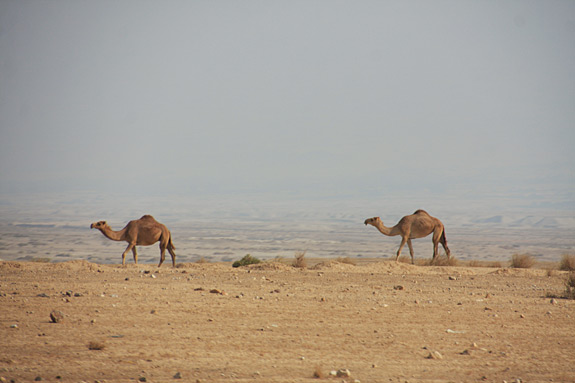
1, 259, 574, 383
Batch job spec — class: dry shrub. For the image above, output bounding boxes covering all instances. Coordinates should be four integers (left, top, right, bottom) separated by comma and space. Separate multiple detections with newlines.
559, 254, 575, 271
511, 254, 535, 269
195, 257, 209, 264
336, 257, 357, 266
565, 272, 575, 300
292, 251, 307, 269
397, 256, 412, 264
424, 256, 458, 267
468, 260, 503, 268
232, 254, 261, 268
312, 365, 324, 379
88, 341, 105, 351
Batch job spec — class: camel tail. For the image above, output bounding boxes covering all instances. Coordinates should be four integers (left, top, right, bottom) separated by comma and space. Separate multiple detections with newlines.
168, 235, 176, 250
441, 229, 447, 245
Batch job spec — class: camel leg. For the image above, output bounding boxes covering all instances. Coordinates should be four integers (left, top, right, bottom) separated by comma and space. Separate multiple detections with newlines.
440, 235, 451, 259
158, 242, 167, 268
407, 239, 415, 264
167, 245, 176, 267
132, 247, 138, 264
122, 244, 135, 266
432, 230, 442, 260
395, 237, 408, 262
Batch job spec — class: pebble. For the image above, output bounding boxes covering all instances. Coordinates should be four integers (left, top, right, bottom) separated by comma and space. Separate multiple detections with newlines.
550, 298, 558, 305
449, 276, 457, 280
336, 369, 351, 377
173, 372, 182, 379
10, 324, 18, 329
50, 310, 64, 323
393, 285, 404, 290
426, 350, 443, 360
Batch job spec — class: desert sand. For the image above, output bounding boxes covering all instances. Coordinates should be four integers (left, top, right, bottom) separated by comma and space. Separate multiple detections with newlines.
1, 259, 573, 383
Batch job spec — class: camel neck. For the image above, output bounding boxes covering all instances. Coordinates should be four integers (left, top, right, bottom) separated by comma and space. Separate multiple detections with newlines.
374, 222, 399, 237
99, 226, 126, 242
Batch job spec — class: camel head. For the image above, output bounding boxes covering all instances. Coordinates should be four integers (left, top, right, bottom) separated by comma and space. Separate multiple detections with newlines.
364, 217, 382, 226
90, 221, 108, 230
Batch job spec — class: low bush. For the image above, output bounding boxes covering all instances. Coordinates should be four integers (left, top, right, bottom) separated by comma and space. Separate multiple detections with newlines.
565, 272, 575, 300
232, 254, 261, 268
423, 256, 458, 267
510, 254, 535, 269
292, 251, 307, 269
559, 254, 575, 271
336, 257, 357, 266
88, 341, 105, 350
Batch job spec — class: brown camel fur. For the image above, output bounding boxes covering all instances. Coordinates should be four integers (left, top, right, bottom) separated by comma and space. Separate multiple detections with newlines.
364, 209, 450, 264
90, 215, 176, 267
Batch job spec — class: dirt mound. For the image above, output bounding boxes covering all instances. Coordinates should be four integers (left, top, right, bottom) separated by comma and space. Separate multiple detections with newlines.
311, 260, 356, 271
49, 260, 102, 272
0, 261, 23, 271
366, 261, 419, 274
245, 262, 295, 272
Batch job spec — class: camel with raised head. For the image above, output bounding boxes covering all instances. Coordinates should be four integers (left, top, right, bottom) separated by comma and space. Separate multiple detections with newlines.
90, 215, 176, 267
364, 210, 450, 264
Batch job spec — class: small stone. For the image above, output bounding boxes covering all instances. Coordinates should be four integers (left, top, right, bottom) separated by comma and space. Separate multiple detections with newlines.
173, 372, 182, 379
550, 298, 558, 305
426, 350, 443, 360
34, 377, 43, 381
336, 369, 351, 378
393, 285, 404, 290
519, 314, 525, 319
139, 377, 147, 382
449, 276, 457, 280
10, 324, 18, 329
50, 310, 64, 323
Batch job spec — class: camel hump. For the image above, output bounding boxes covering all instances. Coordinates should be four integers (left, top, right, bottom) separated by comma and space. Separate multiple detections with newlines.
140, 215, 156, 220
413, 209, 429, 215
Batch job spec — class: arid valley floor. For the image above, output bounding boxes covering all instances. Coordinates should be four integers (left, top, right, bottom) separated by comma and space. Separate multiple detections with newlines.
1, 259, 574, 383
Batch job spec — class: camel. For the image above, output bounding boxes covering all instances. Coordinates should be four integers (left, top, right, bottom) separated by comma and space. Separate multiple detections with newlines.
364, 209, 451, 264
90, 215, 176, 267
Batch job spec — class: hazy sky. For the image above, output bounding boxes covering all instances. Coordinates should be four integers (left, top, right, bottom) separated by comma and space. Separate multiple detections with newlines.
1, 1, 574, 205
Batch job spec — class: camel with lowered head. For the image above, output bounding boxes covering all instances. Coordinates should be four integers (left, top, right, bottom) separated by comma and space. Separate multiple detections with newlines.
90, 215, 176, 267
364, 209, 450, 264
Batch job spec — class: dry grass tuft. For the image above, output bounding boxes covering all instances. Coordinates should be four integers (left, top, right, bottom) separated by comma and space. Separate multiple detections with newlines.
336, 257, 357, 266
312, 365, 324, 379
510, 254, 535, 269
559, 254, 575, 271
565, 272, 575, 300
468, 260, 503, 268
292, 251, 307, 269
88, 341, 106, 351
424, 256, 458, 267
397, 256, 412, 264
